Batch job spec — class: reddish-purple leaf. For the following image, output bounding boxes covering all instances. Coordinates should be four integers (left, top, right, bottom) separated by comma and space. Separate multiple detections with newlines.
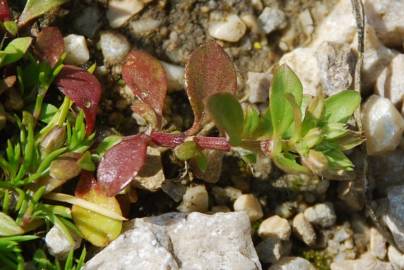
0, 0, 10, 21
97, 135, 150, 196
184, 41, 237, 135
75, 171, 100, 197
122, 50, 167, 121
56, 65, 102, 135
35, 27, 64, 67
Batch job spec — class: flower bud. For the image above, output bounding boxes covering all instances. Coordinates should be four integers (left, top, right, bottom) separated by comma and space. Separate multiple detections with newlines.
302, 150, 328, 175
49, 153, 81, 182
40, 126, 66, 155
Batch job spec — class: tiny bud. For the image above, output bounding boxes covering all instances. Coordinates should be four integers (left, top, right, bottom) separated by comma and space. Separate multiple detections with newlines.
50, 153, 81, 182
174, 141, 199, 161
302, 150, 328, 175
40, 126, 66, 155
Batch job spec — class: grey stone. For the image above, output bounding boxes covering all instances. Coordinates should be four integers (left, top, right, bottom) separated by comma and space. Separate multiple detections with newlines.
72, 5, 102, 38
84, 212, 262, 270
268, 257, 315, 270
369, 228, 387, 259
292, 213, 316, 246
315, 42, 356, 96
258, 7, 286, 34
255, 237, 289, 264
303, 202, 337, 228
384, 185, 404, 252
99, 31, 131, 66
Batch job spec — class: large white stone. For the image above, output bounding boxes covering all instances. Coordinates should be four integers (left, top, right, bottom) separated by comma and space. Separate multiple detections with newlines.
384, 185, 404, 252
99, 31, 130, 65
362, 95, 404, 155
64, 34, 90, 65
375, 54, 404, 107
84, 212, 262, 270
209, 14, 247, 43
45, 226, 81, 259
365, 0, 404, 47
107, 0, 145, 28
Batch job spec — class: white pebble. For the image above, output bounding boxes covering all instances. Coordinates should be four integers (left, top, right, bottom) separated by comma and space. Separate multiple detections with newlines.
369, 228, 387, 259
388, 245, 404, 270
258, 215, 291, 240
292, 213, 316, 246
45, 226, 81, 259
99, 31, 131, 65
107, 0, 144, 28
233, 194, 263, 222
64, 34, 90, 65
258, 7, 286, 34
362, 95, 404, 155
160, 61, 184, 91
209, 14, 247, 43
130, 18, 161, 35
177, 185, 209, 213
303, 202, 336, 228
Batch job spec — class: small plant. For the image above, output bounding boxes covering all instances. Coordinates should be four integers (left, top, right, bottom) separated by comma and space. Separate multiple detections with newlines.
96, 41, 363, 196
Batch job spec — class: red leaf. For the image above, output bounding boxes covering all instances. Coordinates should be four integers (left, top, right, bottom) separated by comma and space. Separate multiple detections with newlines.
0, 0, 10, 21
36, 27, 64, 67
56, 65, 102, 135
184, 41, 237, 135
97, 135, 150, 196
122, 50, 167, 120
75, 171, 100, 197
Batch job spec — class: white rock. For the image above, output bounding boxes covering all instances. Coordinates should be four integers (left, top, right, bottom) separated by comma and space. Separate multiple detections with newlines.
258, 7, 286, 34
384, 185, 404, 252
258, 215, 291, 240
246, 71, 272, 103
269, 257, 315, 270
99, 31, 130, 65
45, 226, 81, 259
160, 61, 184, 91
292, 213, 316, 246
255, 237, 288, 264
209, 14, 247, 43
331, 252, 393, 270
299, 9, 314, 36
177, 185, 209, 213
279, 48, 319, 96
233, 194, 263, 222
388, 245, 404, 270
365, 0, 404, 47
84, 212, 262, 270
375, 54, 404, 107
64, 34, 90, 65
130, 18, 161, 35
362, 95, 404, 155
107, 0, 144, 28
133, 147, 165, 192
369, 228, 387, 259
303, 202, 337, 228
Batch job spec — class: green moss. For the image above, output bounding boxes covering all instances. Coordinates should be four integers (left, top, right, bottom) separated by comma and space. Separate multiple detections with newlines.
301, 249, 332, 270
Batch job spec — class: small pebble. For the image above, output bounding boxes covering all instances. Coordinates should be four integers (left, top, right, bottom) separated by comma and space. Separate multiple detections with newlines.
107, 0, 144, 28
258, 215, 291, 240
303, 202, 337, 228
99, 31, 130, 65
369, 228, 387, 259
258, 7, 286, 34
233, 194, 263, 222
292, 213, 316, 246
177, 185, 209, 213
64, 34, 90, 65
209, 14, 247, 43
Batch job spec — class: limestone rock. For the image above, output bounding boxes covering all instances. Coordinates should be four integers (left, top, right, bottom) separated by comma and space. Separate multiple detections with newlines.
303, 202, 337, 228
64, 34, 90, 66
84, 212, 262, 270
362, 95, 404, 155
258, 215, 291, 240
269, 257, 315, 270
388, 245, 404, 270
177, 185, 209, 213
209, 14, 247, 43
233, 194, 263, 222
365, 0, 404, 47
315, 42, 356, 96
258, 7, 286, 34
292, 213, 316, 246
107, 0, 145, 28
375, 54, 404, 107
99, 31, 131, 65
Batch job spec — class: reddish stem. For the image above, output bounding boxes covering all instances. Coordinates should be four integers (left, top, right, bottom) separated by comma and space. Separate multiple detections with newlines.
150, 131, 185, 148
193, 136, 231, 151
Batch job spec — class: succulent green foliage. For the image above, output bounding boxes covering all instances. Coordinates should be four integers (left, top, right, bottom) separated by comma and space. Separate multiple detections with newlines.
207, 93, 244, 145
0, 235, 38, 270
18, 0, 70, 26
33, 247, 87, 270
206, 63, 361, 177
2, 21, 18, 36
0, 37, 32, 68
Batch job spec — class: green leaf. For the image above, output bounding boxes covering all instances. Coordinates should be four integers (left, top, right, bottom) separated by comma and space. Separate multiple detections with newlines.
3, 21, 18, 36
194, 152, 208, 173
39, 103, 58, 124
270, 64, 303, 138
0, 37, 32, 68
0, 212, 24, 236
207, 93, 244, 145
174, 141, 200, 161
242, 104, 260, 139
95, 135, 123, 155
273, 151, 310, 174
18, 0, 70, 26
323, 90, 360, 123
77, 151, 96, 171
324, 122, 348, 140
